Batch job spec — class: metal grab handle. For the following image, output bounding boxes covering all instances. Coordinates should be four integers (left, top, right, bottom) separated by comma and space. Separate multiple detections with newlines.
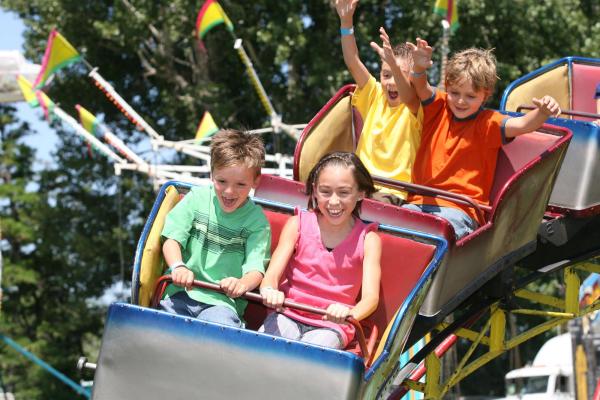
516, 105, 600, 120
373, 175, 490, 223
77, 356, 97, 372
150, 276, 372, 364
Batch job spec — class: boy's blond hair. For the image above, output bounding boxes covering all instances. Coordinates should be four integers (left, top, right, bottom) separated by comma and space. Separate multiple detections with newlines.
210, 129, 265, 176
391, 43, 414, 69
445, 48, 498, 95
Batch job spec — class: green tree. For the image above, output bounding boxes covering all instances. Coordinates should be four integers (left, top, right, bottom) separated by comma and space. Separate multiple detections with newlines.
0, 104, 45, 398
0, 0, 598, 398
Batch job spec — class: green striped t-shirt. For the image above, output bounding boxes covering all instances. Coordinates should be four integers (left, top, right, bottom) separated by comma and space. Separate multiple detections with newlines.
161, 185, 271, 317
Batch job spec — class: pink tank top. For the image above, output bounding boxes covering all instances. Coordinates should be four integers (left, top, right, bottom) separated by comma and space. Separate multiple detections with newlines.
280, 208, 377, 346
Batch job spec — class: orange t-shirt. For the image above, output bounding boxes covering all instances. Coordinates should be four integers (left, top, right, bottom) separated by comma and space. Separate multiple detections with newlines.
408, 90, 508, 225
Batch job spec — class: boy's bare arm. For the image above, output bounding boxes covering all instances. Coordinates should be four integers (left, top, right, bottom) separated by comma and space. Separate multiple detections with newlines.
163, 238, 194, 289
407, 38, 435, 101
336, 0, 370, 88
374, 27, 420, 114
220, 271, 263, 299
505, 96, 561, 138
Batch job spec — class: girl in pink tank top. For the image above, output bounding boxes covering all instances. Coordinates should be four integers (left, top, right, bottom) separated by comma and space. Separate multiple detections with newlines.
259, 152, 382, 349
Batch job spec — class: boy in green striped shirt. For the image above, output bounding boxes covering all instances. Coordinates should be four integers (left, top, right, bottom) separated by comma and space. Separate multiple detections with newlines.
160, 129, 271, 327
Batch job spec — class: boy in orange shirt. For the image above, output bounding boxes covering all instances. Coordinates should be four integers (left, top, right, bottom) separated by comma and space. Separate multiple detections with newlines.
386, 37, 561, 239
336, 0, 422, 205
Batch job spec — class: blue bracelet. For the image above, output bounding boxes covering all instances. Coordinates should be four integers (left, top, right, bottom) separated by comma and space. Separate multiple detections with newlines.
410, 70, 426, 77
340, 27, 354, 36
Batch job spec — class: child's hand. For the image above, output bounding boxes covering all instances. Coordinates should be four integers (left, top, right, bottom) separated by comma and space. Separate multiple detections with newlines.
370, 27, 397, 69
220, 277, 248, 298
407, 38, 433, 72
171, 265, 194, 290
324, 303, 351, 324
260, 287, 285, 311
532, 96, 561, 118
335, 0, 358, 25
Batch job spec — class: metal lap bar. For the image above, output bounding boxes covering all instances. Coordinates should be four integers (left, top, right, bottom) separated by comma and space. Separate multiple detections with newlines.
372, 175, 490, 223
517, 105, 600, 120
151, 276, 373, 366
401, 262, 600, 399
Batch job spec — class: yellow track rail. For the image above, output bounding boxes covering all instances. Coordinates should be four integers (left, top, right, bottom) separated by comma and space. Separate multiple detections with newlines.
402, 259, 600, 399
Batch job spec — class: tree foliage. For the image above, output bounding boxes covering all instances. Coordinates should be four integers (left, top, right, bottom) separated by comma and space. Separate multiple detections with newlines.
0, 0, 598, 398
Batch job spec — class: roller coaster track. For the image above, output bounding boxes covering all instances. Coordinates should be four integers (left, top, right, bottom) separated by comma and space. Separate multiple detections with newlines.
389, 256, 600, 399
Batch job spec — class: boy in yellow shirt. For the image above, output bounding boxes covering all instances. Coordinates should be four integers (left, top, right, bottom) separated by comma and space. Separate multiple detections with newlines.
336, 0, 423, 205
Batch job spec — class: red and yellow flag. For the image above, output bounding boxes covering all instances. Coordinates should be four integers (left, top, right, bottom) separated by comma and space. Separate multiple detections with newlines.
195, 111, 219, 142
196, 0, 234, 42
34, 29, 81, 89
434, 0, 459, 32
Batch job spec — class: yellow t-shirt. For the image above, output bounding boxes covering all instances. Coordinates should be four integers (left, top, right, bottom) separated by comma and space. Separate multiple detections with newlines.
352, 76, 423, 198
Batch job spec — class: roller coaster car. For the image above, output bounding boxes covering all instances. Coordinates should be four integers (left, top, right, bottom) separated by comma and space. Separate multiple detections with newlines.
91, 181, 447, 400
500, 57, 600, 271
91, 81, 573, 398
288, 84, 571, 337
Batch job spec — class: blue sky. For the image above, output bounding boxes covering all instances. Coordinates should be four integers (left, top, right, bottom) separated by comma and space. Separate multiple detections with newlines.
1, 7, 58, 163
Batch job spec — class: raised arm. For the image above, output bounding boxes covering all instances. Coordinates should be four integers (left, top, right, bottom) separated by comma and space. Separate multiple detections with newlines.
407, 38, 435, 101
260, 215, 299, 309
335, 0, 370, 88
372, 27, 420, 114
505, 95, 561, 138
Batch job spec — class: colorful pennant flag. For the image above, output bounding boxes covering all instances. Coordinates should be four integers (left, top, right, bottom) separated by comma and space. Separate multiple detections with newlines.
195, 111, 219, 142
16, 75, 40, 107
434, 0, 459, 32
195, 0, 234, 48
16, 75, 55, 120
35, 90, 55, 122
34, 29, 81, 89
75, 105, 102, 137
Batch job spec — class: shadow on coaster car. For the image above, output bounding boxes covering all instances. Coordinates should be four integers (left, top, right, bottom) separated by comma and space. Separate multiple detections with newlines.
500, 56, 600, 272
282, 83, 571, 341
91, 181, 448, 400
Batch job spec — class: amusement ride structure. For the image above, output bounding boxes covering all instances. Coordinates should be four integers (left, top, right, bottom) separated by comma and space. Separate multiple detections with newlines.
1, 2, 600, 399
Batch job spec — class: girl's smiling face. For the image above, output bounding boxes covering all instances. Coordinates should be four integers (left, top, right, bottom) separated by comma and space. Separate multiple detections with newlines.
313, 165, 364, 227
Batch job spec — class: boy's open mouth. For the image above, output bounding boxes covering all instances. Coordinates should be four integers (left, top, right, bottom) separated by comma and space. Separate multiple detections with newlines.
222, 197, 237, 208
388, 90, 399, 100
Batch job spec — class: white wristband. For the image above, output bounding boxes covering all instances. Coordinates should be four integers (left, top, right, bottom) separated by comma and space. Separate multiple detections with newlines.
169, 261, 186, 270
